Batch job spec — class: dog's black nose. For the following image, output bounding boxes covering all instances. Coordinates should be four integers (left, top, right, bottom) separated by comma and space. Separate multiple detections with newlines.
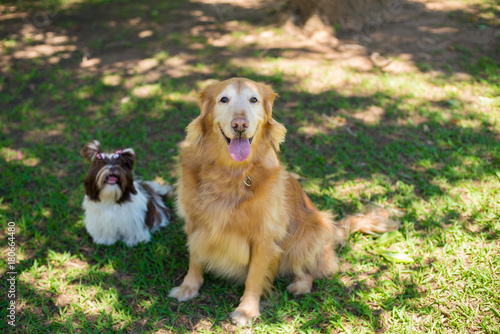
231, 118, 249, 133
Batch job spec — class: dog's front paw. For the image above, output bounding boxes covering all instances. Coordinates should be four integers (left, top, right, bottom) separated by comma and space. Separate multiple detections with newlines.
123, 237, 148, 247
169, 284, 200, 302
230, 307, 260, 326
94, 237, 117, 246
123, 232, 150, 247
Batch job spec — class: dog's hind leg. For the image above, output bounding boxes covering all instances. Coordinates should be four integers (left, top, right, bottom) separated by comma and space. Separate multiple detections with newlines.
287, 243, 339, 295
287, 273, 314, 295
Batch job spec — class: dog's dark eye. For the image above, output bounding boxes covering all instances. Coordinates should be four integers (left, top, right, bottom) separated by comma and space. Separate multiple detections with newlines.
220, 97, 229, 103
250, 97, 258, 103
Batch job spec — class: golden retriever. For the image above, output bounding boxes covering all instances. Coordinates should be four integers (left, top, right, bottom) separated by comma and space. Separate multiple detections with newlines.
169, 78, 398, 326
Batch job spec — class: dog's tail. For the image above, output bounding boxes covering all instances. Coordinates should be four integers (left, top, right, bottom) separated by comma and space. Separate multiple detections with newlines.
140, 181, 174, 199
332, 206, 399, 246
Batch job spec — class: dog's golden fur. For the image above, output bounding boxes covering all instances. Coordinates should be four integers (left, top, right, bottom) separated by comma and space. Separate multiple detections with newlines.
169, 78, 398, 325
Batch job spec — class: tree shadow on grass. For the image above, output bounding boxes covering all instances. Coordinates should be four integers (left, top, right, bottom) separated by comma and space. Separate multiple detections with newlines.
1, 0, 498, 87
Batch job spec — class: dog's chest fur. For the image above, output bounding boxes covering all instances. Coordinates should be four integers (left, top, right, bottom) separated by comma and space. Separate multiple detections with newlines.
178, 162, 291, 281
83, 183, 151, 246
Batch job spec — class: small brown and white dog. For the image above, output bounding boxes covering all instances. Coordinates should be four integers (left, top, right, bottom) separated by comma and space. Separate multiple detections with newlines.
81, 140, 172, 247
169, 78, 399, 325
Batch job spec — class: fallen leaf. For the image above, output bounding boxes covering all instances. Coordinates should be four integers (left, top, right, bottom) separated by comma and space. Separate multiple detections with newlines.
376, 231, 404, 247
374, 247, 414, 263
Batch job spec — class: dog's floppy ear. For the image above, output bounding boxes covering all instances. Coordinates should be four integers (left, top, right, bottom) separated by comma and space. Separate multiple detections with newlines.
118, 148, 137, 199
260, 83, 286, 151
186, 81, 220, 146
185, 117, 204, 146
80, 140, 102, 161
260, 83, 278, 118
198, 81, 219, 116
266, 118, 287, 152
120, 148, 136, 170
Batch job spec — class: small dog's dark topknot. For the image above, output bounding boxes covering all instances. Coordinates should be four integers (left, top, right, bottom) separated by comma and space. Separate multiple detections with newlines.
80, 140, 102, 161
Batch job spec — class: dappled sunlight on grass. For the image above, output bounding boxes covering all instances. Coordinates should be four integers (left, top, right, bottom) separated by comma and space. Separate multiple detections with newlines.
1, 0, 499, 332
0, 147, 41, 166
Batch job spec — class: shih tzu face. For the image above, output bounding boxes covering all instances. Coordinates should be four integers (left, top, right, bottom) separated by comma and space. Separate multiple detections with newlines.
80, 140, 137, 204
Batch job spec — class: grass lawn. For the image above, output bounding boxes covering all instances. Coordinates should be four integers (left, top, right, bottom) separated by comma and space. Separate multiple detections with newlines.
1, 0, 499, 332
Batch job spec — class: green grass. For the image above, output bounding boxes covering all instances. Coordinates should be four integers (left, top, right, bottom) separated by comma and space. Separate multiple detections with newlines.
1, 0, 500, 333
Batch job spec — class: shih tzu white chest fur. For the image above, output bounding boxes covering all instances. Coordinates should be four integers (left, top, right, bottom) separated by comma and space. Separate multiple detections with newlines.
81, 140, 172, 247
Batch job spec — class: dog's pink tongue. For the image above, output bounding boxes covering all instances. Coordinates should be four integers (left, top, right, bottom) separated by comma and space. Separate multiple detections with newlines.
106, 176, 118, 184
228, 137, 251, 162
